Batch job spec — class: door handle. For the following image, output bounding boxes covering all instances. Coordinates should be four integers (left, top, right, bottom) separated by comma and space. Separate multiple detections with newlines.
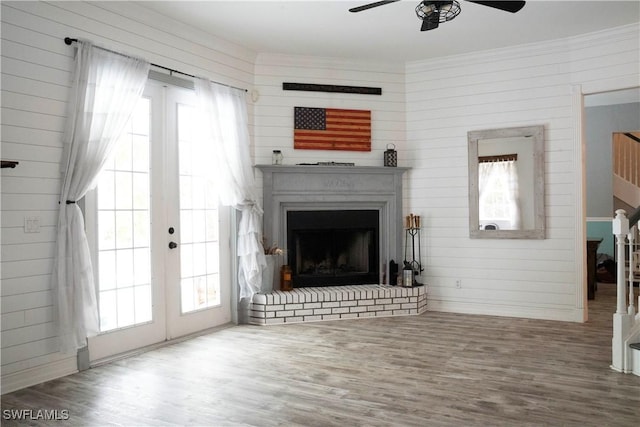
168, 241, 178, 249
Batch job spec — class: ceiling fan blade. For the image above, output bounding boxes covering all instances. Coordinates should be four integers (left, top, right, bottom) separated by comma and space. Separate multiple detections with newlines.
421, 17, 440, 31
349, 0, 400, 13
465, 1, 526, 13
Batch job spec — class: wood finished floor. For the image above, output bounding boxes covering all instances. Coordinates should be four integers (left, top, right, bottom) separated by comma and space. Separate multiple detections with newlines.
2, 283, 639, 426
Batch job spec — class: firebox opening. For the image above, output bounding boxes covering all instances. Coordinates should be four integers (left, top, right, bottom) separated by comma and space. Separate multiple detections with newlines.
287, 210, 379, 287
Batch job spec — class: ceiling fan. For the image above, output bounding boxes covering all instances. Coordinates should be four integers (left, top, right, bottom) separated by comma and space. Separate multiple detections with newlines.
349, 1, 526, 32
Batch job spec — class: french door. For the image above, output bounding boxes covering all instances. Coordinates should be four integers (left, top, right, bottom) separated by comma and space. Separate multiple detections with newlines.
86, 81, 231, 362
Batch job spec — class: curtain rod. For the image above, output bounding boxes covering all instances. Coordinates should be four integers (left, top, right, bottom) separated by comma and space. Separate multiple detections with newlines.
64, 37, 247, 92
478, 154, 518, 163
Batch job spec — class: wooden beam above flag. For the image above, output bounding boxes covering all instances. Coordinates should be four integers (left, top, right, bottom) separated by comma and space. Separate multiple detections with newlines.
294, 107, 371, 152
283, 82, 382, 95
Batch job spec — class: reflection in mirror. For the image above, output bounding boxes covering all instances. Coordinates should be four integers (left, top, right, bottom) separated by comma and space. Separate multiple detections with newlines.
468, 125, 545, 239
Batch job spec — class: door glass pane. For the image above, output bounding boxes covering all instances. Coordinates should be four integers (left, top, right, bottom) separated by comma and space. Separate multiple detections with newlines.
178, 104, 221, 313
96, 97, 152, 332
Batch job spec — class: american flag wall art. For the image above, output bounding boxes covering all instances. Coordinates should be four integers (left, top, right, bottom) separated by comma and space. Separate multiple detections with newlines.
294, 107, 371, 151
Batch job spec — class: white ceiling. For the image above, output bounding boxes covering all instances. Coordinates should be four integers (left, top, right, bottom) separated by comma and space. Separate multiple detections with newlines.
138, 0, 640, 62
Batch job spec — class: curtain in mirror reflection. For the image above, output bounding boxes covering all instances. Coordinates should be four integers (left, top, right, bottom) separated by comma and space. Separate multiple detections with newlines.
478, 158, 520, 230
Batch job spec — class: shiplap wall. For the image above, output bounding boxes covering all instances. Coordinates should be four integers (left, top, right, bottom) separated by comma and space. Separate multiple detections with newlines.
2, 0, 638, 394
252, 53, 405, 168
405, 24, 639, 321
1, 0, 256, 394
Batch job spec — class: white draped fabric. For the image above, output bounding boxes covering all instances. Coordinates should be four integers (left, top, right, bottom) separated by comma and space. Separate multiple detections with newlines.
478, 160, 521, 229
53, 40, 149, 352
503, 160, 521, 229
478, 160, 494, 202
194, 79, 265, 300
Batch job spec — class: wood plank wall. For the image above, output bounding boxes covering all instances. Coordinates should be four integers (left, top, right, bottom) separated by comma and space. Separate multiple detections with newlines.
1, 0, 638, 395
0, 0, 256, 394
252, 53, 406, 168
405, 24, 639, 321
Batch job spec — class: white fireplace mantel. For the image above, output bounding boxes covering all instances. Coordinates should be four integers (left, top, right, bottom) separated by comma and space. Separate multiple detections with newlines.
256, 165, 409, 285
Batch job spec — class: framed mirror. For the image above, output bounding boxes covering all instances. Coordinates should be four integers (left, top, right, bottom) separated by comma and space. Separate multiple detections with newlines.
468, 125, 545, 239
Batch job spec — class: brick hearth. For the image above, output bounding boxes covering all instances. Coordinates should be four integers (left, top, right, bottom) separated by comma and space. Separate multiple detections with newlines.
249, 284, 427, 325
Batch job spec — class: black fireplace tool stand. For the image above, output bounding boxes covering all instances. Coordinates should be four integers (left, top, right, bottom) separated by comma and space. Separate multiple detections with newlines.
404, 226, 423, 286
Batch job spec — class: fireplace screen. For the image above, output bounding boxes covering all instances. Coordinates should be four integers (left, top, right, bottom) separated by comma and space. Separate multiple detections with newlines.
287, 210, 379, 287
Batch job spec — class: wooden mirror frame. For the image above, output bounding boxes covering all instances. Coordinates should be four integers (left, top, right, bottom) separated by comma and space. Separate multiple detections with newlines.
468, 125, 545, 239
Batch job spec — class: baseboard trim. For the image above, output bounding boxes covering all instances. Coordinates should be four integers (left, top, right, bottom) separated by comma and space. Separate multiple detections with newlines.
1, 356, 77, 395
427, 299, 585, 323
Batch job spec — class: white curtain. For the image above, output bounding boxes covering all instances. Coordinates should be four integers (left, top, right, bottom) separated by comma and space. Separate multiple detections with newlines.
478, 160, 521, 229
478, 160, 495, 202
194, 78, 265, 300
503, 160, 521, 229
53, 40, 149, 352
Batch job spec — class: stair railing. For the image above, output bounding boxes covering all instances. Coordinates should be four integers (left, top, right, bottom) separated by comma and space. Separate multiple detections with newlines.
613, 132, 640, 189
612, 208, 640, 373
627, 207, 640, 321
614, 210, 629, 315
629, 223, 637, 316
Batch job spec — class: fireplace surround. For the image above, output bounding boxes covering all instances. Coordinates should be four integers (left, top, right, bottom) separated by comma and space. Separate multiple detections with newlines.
256, 165, 409, 287
250, 165, 424, 326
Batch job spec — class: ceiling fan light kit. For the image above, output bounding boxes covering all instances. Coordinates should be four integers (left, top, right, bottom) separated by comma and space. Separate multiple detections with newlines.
415, 1, 461, 31
350, 0, 525, 32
